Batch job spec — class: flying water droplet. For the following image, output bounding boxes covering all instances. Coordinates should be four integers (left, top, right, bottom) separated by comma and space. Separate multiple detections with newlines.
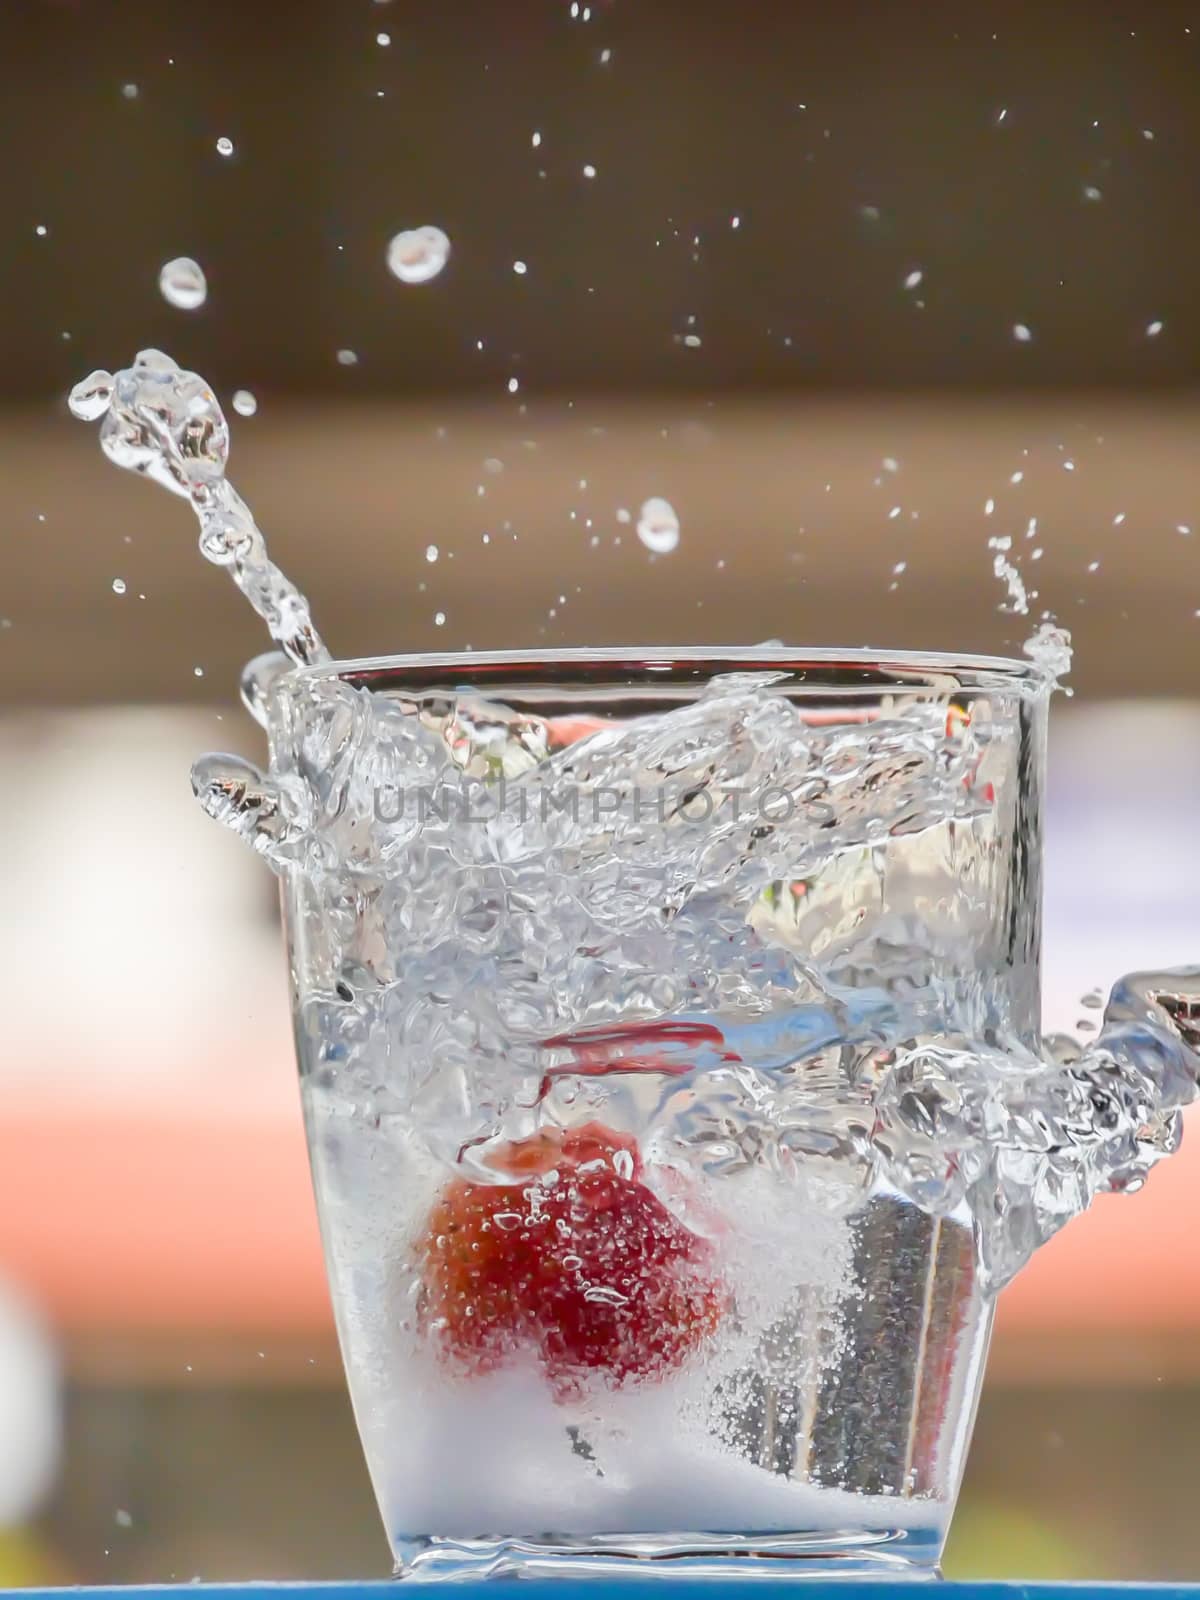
1012, 322, 1033, 343
434, 610, 446, 626
1146, 319, 1164, 338
111, 577, 127, 595
637, 497, 681, 554
425, 544, 439, 562
121, 83, 139, 100
903, 269, 923, 290
387, 225, 451, 284
68, 370, 115, 421
232, 389, 258, 417
159, 257, 207, 311
337, 348, 359, 366
513, 260, 528, 276
215, 136, 234, 157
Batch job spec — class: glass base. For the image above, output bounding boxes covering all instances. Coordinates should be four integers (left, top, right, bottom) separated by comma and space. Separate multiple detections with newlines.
394, 1528, 942, 1581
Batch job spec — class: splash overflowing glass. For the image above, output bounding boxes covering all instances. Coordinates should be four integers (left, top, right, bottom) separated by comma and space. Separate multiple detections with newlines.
71, 355, 1200, 1579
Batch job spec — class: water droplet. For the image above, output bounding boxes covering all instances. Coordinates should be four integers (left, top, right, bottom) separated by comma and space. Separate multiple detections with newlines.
232, 389, 258, 417
158, 256, 207, 311
215, 136, 234, 157
111, 577, 127, 595
425, 544, 439, 562
582, 163, 597, 179
531, 130, 542, 148
1177, 523, 1192, 536
1146, 319, 1164, 338
121, 83, 139, 100
903, 269, 923, 290
434, 610, 446, 626
68, 369, 114, 421
376, 30, 391, 45
507, 376, 520, 393
683, 333, 702, 348
115, 1510, 133, 1528
1012, 322, 1033, 343
387, 225, 451, 284
1113, 512, 1126, 526
888, 505, 901, 520
1083, 184, 1103, 202
996, 107, 1008, 123
859, 204, 881, 221
1087, 560, 1100, 572
637, 496, 680, 554
1010, 470, 1024, 484
193, 665, 205, 678
513, 260, 528, 276
599, 47, 612, 63
34, 224, 48, 238
1063, 460, 1075, 472
984, 497, 995, 515
337, 348, 359, 366
1142, 128, 1155, 141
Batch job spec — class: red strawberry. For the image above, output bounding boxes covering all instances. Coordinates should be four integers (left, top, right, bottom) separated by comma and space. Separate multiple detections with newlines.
420, 1122, 723, 1394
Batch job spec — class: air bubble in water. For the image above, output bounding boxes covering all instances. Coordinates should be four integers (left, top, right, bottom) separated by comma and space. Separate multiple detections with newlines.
159, 257, 207, 311
215, 136, 234, 157
387, 225, 451, 284
637, 497, 681, 554
232, 390, 258, 417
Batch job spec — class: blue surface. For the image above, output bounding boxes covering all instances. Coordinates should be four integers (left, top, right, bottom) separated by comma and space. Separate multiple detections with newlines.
5, 1585, 1199, 1598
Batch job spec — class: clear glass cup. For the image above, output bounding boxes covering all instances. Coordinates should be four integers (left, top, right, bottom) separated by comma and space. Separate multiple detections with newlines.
265, 648, 1052, 1579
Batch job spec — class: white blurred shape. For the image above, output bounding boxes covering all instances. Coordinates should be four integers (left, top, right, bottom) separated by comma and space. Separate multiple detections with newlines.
0, 1281, 59, 1528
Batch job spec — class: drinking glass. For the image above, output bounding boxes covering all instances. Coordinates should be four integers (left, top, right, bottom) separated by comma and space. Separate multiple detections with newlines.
263, 647, 1056, 1579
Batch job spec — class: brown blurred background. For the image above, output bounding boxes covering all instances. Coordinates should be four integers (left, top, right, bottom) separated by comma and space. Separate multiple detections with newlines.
1, 0, 1199, 1587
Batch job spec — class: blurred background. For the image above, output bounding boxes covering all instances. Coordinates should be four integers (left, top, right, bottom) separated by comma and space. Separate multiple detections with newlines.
2, 0, 1199, 1585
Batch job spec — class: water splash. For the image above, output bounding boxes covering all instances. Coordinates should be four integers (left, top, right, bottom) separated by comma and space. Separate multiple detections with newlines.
988, 534, 1027, 615
68, 349, 326, 668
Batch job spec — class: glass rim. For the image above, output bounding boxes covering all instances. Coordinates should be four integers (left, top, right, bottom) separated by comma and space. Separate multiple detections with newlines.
282, 645, 1050, 698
